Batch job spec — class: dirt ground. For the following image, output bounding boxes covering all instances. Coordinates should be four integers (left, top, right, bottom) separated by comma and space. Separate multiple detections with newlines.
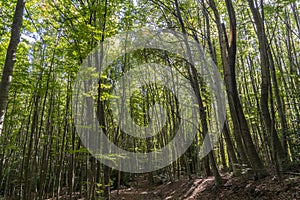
110, 173, 300, 200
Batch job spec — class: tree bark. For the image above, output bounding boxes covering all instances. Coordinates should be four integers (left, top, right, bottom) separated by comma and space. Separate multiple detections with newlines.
246, 0, 288, 170
201, 1, 240, 175
174, 0, 222, 186
0, 0, 26, 135
209, 0, 267, 178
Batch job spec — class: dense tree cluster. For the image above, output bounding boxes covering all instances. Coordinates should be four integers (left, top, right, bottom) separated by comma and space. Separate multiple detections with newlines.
0, 0, 299, 199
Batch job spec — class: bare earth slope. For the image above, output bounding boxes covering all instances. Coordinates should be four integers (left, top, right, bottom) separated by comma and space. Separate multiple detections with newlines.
111, 174, 300, 200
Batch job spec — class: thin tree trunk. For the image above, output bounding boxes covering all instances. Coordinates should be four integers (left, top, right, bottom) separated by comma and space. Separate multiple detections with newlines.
174, 0, 222, 186
201, 1, 240, 175
208, 0, 250, 166
209, 0, 267, 178
223, 121, 240, 175
24, 94, 40, 200
247, 0, 287, 170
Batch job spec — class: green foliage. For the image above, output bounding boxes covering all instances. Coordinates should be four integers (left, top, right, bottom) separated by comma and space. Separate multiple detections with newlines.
0, 0, 299, 198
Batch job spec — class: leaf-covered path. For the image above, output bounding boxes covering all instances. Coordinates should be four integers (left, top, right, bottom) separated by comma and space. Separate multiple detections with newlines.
111, 173, 300, 200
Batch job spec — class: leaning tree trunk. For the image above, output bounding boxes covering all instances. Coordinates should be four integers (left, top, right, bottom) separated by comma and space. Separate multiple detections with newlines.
246, 0, 287, 170
0, 0, 26, 135
201, 0, 240, 176
209, 0, 267, 178
174, 0, 222, 186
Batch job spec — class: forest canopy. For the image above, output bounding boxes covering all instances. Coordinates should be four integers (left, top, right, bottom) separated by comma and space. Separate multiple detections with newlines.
0, 0, 299, 199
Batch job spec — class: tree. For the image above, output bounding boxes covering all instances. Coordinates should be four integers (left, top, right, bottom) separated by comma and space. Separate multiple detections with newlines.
0, 0, 26, 135
246, 0, 289, 172
209, 0, 267, 178
0, 0, 300, 199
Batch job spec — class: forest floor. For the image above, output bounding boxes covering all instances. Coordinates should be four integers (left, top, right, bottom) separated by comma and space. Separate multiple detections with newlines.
110, 172, 300, 200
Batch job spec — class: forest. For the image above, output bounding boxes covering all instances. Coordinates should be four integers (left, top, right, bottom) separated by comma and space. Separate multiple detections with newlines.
0, 0, 299, 199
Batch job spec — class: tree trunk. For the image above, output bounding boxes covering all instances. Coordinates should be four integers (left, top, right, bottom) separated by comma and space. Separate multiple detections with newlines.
246, 0, 287, 170
174, 0, 222, 186
223, 121, 240, 175
0, 0, 26, 135
209, 0, 267, 178
202, 1, 240, 175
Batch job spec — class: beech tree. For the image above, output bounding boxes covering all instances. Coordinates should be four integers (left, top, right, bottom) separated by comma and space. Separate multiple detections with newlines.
246, 0, 289, 172
0, 0, 299, 199
0, 0, 26, 135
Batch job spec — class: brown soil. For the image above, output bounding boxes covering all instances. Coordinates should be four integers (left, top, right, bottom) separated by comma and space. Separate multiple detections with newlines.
110, 173, 300, 200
